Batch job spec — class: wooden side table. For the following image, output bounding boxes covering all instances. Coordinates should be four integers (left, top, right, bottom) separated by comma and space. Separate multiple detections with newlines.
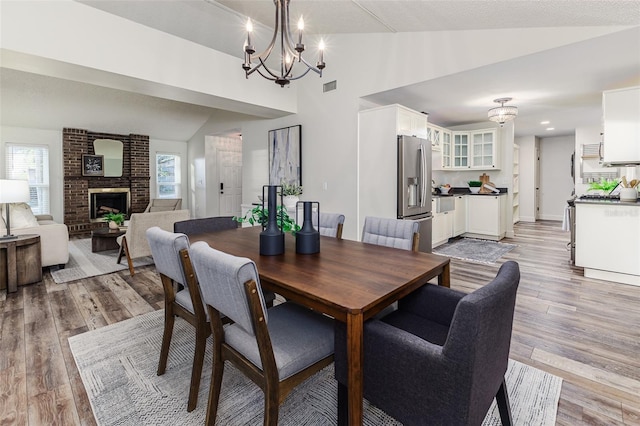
0, 234, 43, 293
91, 228, 125, 252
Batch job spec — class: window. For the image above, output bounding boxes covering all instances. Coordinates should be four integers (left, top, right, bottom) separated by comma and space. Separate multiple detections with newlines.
156, 153, 181, 198
5, 144, 50, 214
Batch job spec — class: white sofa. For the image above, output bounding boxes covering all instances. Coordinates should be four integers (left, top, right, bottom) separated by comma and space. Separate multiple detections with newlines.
1, 211, 70, 268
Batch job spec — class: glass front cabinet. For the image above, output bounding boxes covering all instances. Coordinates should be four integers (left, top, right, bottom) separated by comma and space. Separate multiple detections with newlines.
442, 128, 499, 169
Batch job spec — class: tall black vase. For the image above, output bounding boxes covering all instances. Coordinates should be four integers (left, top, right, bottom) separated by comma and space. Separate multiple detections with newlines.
260, 185, 285, 256
296, 201, 320, 254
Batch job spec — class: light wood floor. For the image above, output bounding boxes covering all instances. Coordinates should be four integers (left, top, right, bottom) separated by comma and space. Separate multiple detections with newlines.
1, 220, 639, 425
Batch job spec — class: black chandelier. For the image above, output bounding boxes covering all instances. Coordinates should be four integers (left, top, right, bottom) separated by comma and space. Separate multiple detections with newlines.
243, 0, 325, 87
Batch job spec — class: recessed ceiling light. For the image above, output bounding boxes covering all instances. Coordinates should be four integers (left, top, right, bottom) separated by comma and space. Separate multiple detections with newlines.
540, 121, 550, 125
546, 127, 555, 131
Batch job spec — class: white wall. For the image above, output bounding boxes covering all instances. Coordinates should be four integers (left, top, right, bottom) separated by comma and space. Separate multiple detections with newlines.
0, 126, 64, 222
538, 135, 575, 220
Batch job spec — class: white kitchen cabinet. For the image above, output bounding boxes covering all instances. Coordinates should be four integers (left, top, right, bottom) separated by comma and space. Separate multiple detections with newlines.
427, 124, 443, 151
446, 129, 499, 170
441, 129, 452, 168
602, 86, 640, 165
576, 202, 640, 286
397, 105, 428, 139
465, 195, 507, 240
453, 195, 467, 237
452, 132, 469, 168
432, 211, 453, 248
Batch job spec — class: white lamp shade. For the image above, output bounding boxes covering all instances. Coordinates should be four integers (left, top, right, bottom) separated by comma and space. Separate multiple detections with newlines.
0, 179, 31, 203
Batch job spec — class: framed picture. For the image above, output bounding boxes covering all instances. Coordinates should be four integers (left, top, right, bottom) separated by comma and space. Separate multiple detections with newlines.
268, 125, 301, 186
82, 154, 104, 177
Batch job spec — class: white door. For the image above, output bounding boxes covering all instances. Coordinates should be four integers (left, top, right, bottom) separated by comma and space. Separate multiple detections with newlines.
217, 150, 242, 217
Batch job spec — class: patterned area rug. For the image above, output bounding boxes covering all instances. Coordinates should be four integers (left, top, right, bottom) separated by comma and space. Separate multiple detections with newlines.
51, 238, 153, 283
433, 237, 516, 264
69, 310, 562, 426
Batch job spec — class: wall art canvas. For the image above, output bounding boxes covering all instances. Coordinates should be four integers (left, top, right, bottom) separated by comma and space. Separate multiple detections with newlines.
268, 125, 301, 186
82, 154, 104, 177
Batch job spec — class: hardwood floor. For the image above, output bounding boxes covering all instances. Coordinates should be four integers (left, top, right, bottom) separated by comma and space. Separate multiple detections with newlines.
1, 220, 638, 425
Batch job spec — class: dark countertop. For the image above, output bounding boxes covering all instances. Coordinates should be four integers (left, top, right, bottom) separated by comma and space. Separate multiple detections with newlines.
574, 198, 640, 206
433, 187, 508, 196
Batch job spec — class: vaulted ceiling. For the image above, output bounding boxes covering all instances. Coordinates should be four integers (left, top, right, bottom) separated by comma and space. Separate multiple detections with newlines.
2, 1, 639, 139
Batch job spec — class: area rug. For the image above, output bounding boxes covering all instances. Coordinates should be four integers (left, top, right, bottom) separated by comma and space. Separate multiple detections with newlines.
69, 310, 562, 426
433, 237, 516, 264
51, 238, 153, 284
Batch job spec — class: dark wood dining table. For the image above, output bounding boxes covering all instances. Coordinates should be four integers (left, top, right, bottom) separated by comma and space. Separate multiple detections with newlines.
190, 226, 450, 425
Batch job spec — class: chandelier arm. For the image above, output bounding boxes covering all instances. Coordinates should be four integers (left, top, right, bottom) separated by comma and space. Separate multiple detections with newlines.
253, 67, 278, 82
298, 56, 322, 76
285, 67, 314, 81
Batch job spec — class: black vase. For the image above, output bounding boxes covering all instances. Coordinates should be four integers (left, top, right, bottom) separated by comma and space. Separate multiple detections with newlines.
296, 201, 320, 254
260, 185, 285, 256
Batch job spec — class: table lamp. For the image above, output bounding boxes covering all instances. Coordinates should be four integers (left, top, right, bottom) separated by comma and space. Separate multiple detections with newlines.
0, 179, 31, 240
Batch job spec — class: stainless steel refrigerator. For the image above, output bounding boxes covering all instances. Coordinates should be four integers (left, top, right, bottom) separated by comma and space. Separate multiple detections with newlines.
397, 135, 432, 253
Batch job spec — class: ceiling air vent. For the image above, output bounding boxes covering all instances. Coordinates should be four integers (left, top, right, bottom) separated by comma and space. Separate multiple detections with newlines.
323, 80, 337, 93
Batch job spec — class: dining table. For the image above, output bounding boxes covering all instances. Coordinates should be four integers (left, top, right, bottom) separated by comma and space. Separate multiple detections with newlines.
189, 225, 450, 425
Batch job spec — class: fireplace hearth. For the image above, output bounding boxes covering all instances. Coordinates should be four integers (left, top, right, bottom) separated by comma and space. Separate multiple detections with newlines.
89, 188, 131, 221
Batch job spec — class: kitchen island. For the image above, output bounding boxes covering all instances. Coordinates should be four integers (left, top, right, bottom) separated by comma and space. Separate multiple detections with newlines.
575, 198, 640, 286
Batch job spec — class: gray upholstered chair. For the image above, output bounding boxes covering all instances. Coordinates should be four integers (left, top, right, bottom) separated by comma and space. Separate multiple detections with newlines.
313, 212, 345, 239
335, 261, 520, 426
174, 216, 237, 235
361, 216, 419, 251
174, 216, 275, 308
145, 226, 209, 412
189, 241, 335, 426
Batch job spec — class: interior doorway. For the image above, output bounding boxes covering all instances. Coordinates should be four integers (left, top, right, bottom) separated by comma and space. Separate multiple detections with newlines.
206, 131, 243, 218
217, 149, 242, 217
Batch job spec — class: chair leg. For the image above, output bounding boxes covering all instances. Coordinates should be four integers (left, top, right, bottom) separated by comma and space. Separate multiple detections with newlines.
337, 382, 348, 426
205, 350, 225, 426
157, 307, 175, 376
495, 378, 513, 426
187, 324, 208, 412
119, 237, 136, 276
263, 381, 280, 426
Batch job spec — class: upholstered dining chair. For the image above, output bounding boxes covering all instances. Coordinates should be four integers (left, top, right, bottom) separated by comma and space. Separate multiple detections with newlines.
189, 241, 335, 426
174, 216, 237, 235
313, 212, 345, 239
174, 216, 276, 308
145, 226, 209, 412
334, 260, 521, 426
361, 216, 419, 251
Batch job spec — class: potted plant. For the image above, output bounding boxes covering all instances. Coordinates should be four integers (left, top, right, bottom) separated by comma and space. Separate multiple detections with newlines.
103, 212, 125, 229
587, 178, 619, 195
233, 205, 300, 234
468, 180, 482, 194
281, 183, 303, 208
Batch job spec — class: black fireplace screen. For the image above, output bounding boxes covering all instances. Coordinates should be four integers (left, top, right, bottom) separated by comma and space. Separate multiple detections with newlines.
90, 191, 129, 220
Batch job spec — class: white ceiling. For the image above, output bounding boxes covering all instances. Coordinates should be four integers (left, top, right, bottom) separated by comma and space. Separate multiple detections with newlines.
3, 1, 640, 139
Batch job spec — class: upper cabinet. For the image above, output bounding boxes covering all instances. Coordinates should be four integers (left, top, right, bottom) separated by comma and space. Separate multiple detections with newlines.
602, 86, 640, 165
441, 128, 499, 170
397, 106, 428, 139
427, 124, 448, 152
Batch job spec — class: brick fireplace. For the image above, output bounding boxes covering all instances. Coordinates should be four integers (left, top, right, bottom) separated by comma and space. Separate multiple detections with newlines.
63, 128, 150, 236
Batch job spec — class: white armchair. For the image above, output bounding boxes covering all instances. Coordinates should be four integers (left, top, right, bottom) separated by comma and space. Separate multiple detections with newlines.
144, 198, 182, 213
116, 209, 190, 275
